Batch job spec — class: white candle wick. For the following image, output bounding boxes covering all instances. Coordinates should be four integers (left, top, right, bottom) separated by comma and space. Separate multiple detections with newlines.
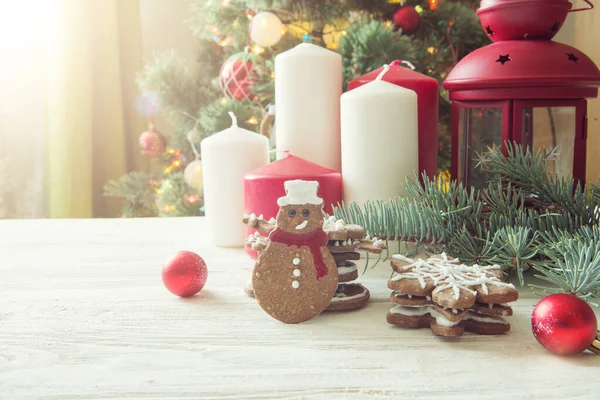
229, 111, 238, 128
390, 60, 416, 70
401, 60, 416, 70
376, 64, 390, 81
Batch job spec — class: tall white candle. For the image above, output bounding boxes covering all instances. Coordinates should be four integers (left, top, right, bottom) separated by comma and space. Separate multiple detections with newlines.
275, 43, 342, 171
201, 113, 269, 247
341, 65, 418, 206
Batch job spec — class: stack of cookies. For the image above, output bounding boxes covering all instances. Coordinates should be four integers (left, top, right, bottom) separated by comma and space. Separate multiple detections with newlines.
242, 214, 386, 311
386, 253, 518, 337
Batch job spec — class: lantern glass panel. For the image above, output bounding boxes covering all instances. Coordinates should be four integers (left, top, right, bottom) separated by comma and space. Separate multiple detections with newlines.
458, 107, 503, 188
522, 107, 576, 177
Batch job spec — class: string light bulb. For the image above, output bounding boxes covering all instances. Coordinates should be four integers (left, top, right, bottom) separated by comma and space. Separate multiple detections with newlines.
252, 44, 265, 55
430, 0, 438, 10
186, 194, 201, 204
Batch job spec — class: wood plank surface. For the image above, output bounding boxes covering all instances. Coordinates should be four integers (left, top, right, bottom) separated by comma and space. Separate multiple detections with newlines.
0, 218, 598, 400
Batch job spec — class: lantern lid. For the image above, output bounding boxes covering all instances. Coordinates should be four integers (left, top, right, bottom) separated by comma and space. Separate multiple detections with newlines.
443, 40, 600, 99
348, 60, 438, 90
244, 153, 340, 179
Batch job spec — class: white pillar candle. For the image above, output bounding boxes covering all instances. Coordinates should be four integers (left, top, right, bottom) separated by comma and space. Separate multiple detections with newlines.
275, 43, 342, 171
201, 113, 269, 247
341, 65, 418, 206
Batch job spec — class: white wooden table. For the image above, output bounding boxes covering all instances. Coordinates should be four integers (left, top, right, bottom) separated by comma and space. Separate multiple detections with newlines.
0, 218, 598, 400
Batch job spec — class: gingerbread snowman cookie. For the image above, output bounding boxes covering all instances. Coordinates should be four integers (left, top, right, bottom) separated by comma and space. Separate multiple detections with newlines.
252, 180, 338, 324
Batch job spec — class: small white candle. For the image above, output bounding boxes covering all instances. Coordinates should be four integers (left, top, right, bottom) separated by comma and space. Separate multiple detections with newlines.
275, 43, 342, 171
341, 64, 418, 206
201, 113, 269, 247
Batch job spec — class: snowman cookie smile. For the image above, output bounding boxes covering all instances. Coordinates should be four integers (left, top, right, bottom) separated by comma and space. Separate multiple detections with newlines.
295, 220, 308, 230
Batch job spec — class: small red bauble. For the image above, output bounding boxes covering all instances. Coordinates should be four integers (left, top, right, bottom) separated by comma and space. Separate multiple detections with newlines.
531, 293, 598, 355
162, 251, 208, 297
393, 6, 421, 35
139, 128, 167, 158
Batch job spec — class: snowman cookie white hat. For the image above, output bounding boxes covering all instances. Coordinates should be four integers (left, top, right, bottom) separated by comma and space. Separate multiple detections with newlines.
277, 180, 323, 206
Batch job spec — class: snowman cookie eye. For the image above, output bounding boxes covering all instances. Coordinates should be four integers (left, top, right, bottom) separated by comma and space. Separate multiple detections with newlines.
302, 209, 310, 217
288, 209, 297, 217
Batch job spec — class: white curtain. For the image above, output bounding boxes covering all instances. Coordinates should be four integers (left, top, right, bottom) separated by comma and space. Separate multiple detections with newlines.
0, 0, 49, 218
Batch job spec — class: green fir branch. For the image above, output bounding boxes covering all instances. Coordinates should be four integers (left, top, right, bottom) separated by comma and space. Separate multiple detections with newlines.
333, 144, 600, 298
532, 238, 600, 305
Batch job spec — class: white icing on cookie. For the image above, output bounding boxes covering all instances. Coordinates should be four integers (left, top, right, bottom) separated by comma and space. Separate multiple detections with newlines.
247, 232, 269, 246
331, 287, 368, 303
258, 214, 264, 221
337, 265, 358, 275
249, 213, 257, 221
295, 220, 308, 230
291, 280, 300, 289
268, 217, 277, 225
292, 258, 300, 265
322, 216, 354, 232
389, 305, 458, 327
293, 269, 301, 277
391, 253, 514, 300
390, 305, 509, 326
372, 239, 385, 248
277, 180, 323, 206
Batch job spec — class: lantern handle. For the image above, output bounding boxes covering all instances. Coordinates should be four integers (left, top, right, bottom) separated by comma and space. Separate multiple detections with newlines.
570, 0, 593, 12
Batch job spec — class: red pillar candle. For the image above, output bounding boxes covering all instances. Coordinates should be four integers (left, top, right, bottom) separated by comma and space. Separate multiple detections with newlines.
244, 153, 342, 258
348, 61, 439, 177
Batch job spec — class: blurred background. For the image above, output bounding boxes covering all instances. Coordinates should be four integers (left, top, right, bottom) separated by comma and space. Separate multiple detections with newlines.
0, 0, 596, 219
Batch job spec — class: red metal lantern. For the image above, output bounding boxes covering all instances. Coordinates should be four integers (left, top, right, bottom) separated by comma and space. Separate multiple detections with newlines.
443, 0, 600, 187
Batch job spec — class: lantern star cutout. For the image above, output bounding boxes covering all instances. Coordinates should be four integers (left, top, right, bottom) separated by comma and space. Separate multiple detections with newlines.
485, 26, 494, 37
550, 22, 560, 33
543, 147, 561, 163
473, 149, 491, 171
567, 53, 579, 63
496, 54, 511, 65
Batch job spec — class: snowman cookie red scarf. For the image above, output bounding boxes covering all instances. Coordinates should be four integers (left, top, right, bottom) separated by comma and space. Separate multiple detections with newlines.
269, 228, 329, 279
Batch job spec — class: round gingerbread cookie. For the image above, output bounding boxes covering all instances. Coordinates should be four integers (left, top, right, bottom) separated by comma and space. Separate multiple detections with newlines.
337, 261, 359, 283
325, 283, 370, 312
252, 180, 338, 324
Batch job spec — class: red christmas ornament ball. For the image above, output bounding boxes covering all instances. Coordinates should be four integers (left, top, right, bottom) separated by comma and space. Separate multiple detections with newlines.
139, 128, 166, 158
162, 251, 208, 297
219, 54, 257, 101
393, 6, 421, 34
531, 293, 597, 355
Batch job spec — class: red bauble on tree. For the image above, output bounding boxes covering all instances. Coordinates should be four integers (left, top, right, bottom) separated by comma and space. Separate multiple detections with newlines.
393, 6, 421, 35
219, 52, 261, 102
138, 126, 167, 158
531, 293, 598, 355
162, 251, 208, 298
